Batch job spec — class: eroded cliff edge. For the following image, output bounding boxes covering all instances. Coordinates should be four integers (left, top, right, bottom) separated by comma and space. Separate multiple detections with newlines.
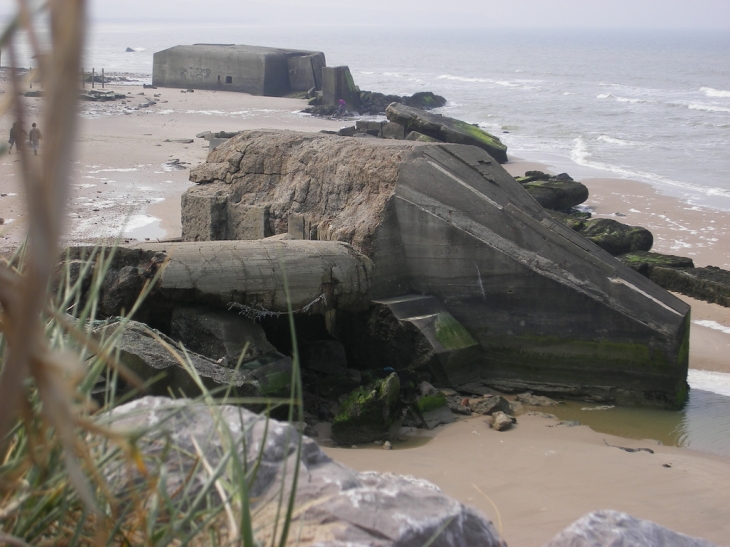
182, 129, 690, 408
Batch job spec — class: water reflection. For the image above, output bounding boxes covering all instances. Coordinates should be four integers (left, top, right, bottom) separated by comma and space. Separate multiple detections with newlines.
543, 380, 730, 459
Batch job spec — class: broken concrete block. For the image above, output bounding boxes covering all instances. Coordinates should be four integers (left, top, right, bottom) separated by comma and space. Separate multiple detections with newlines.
227, 203, 269, 240
170, 305, 276, 367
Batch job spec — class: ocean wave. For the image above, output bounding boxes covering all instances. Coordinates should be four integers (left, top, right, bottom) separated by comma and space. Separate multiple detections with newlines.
596, 93, 648, 104
570, 136, 730, 202
693, 320, 730, 334
438, 74, 490, 83
700, 86, 730, 98
597, 135, 643, 147
689, 103, 730, 114
688, 369, 730, 398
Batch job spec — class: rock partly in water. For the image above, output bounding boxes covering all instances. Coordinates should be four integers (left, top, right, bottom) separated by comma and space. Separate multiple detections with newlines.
106, 396, 507, 547
515, 392, 559, 407
331, 372, 401, 445
544, 510, 720, 547
385, 102, 508, 163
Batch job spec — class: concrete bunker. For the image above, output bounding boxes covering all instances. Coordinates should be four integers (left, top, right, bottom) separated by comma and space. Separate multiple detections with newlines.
152, 44, 326, 96
173, 130, 690, 409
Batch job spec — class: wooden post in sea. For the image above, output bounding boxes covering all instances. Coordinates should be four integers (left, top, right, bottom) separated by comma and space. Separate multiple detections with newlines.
101, 68, 105, 89
91, 68, 95, 89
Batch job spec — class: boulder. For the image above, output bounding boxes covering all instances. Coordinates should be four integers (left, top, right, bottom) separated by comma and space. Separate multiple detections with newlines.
356, 90, 446, 116
415, 392, 456, 429
619, 251, 694, 277
379, 121, 405, 140
471, 395, 512, 416
106, 396, 506, 547
331, 372, 401, 445
641, 265, 730, 308
520, 178, 589, 211
580, 218, 654, 256
545, 510, 719, 547
93, 320, 292, 399
492, 411, 513, 431
516, 392, 559, 406
170, 305, 276, 367
385, 103, 508, 163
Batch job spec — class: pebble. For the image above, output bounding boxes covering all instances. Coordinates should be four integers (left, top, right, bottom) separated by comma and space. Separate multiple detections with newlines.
383, 441, 392, 450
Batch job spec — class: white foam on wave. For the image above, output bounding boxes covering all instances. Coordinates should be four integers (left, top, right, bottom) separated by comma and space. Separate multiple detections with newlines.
569, 135, 730, 203
597, 93, 612, 99
688, 369, 730, 398
438, 74, 490, 83
597, 135, 643, 147
700, 86, 730, 98
596, 93, 648, 104
88, 167, 138, 173
693, 320, 730, 334
689, 103, 730, 114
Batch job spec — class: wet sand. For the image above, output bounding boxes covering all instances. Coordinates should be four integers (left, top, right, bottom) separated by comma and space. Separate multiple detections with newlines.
3, 89, 730, 546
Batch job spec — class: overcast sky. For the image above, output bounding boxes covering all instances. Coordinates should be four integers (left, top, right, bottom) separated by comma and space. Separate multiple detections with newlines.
0, 0, 729, 28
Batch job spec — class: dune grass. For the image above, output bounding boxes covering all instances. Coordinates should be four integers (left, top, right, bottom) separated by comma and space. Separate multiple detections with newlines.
0, 3, 305, 545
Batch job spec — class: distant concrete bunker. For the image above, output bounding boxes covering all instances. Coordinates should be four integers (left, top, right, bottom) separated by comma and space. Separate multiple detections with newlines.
152, 44, 326, 96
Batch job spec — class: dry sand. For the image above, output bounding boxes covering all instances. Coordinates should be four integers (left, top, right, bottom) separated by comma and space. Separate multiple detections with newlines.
3, 86, 730, 546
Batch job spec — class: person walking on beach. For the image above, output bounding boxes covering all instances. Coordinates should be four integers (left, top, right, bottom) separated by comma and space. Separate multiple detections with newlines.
8, 121, 25, 153
29, 123, 42, 155
336, 99, 347, 116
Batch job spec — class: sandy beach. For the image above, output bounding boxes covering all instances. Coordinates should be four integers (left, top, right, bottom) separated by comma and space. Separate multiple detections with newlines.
2, 82, 730, 546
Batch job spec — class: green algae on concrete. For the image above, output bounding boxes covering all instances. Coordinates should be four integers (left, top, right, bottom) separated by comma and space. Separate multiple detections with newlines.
435, 313, 477, 350
331, 372, 401, 445
416, 392, 448, 413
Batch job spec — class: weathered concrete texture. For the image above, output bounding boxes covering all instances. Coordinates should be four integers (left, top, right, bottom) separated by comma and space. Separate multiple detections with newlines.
106, 397, 506, 547
75, 240, 373, 316
321, 66, 360, 110
152, 44, 326, 96
385, 103, 509, 163
182, 130, 690, 408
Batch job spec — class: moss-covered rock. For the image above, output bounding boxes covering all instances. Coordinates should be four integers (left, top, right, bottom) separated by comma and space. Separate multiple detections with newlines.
618, 251, 694, 276
385, 103, 508, 163
521, 179, 589, 211
645, 265, 730, 308
580, 218, 653, 256
416, 392, 448, 413
331, 372, 401, 445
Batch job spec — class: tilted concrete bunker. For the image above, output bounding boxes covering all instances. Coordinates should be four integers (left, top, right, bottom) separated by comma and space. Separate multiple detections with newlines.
152, 44, 326, 96
179, 130, 690, 408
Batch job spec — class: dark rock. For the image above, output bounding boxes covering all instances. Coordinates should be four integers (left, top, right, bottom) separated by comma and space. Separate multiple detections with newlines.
553, 172, 574, 181
385, 103, 508, 163
414, 392, 456, 429
93, 320, 292, 400
100, 265, 145, 316
471, 395, 512, 416
516, 392, 559, 406
331, 372, 401, 445
521, 178, 589, 211
447, 396, 472, 415
356, 90, 446, 116
580, 218, 653, 256
337, 125, 357, 137
125, 47, 135, 52
379, 121, 405, 140
303, 340, 348, 375
641, 265, 730, 308
619, 251, 694, 277
405, 130, 441, 142
107, 396, 506, 547
545, 510, 719, 547
170, 305, 276, 367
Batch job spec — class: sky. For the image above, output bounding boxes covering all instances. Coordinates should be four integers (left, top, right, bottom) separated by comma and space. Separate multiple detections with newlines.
0, 0, 729, 28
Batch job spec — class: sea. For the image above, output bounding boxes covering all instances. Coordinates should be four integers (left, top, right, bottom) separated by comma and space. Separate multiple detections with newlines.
11, 23, 730, 457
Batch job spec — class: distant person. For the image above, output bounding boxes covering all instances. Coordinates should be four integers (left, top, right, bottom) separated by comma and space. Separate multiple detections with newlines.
8, 121, 25, 153
29, 123, 42, 155
337, 99, 347, 116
